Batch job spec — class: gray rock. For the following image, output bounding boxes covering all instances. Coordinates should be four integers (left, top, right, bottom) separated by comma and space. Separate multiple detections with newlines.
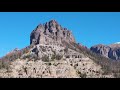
90, 44, 120, 60
90, 44, 111, 58
30, 20, 76, 45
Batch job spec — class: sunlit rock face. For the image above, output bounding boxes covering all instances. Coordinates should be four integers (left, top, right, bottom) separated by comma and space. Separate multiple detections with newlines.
30, 20, 76, 45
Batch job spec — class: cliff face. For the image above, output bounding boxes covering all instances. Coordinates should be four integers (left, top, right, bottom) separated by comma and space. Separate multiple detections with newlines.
30, 20, 75, 45
90, 44, 111, 58
90, 43, 120, 60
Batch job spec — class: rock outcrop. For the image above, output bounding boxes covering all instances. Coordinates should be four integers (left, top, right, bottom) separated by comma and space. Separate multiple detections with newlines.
90, 44, 111, 58
30, 20, 75, 45
90, 43, 120, 60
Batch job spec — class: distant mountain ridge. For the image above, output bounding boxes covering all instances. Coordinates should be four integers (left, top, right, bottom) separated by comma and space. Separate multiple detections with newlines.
90, 43, 120, 60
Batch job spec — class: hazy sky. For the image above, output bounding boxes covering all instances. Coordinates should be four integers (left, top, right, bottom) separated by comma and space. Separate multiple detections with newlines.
0, 12, 120, 57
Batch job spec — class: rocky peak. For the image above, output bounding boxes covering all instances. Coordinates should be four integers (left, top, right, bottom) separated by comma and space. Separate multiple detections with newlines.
30, 20, 76, 45
48, 19, 58, 26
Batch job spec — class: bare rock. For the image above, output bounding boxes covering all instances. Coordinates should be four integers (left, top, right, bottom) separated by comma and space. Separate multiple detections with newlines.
90, 43, 120, 60
90, 44, 111, 58
30, 20, 76, 45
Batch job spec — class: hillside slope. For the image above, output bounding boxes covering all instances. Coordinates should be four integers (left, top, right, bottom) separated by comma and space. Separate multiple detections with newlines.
0, 44, 114, 78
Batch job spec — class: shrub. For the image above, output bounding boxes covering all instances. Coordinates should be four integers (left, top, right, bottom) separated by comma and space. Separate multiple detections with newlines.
0, 59, 10, 70
113, 73, 120, 78
30, 54, 38, 60
42, 48, 46, 52
51, 54, 56, 61
66, 55, 70, 58
22, 54, 31, 59
51, 53, 63, 60
42, 55, 49, 62
56, 54, 63, 60
60, 50, 63, 52
64, 47, 68, 53
80, 73, 87, 78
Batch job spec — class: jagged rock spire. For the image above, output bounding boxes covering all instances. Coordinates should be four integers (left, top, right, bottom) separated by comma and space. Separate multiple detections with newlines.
30, 20, 76, 45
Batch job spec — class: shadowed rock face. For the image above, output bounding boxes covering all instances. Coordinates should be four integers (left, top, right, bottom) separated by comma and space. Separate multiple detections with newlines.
30, 20, 75, 45
90, 44, 120, 60
90, 44, 111, 58
108, 44, 120, 60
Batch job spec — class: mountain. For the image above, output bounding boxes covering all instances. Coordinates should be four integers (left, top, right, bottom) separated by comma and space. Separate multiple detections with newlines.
90, 43, 120, 60
0, 20, 118, 78
30, 20, 75, 46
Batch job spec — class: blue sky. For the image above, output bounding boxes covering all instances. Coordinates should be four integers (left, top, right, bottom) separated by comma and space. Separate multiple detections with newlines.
0, 12, 120, 57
